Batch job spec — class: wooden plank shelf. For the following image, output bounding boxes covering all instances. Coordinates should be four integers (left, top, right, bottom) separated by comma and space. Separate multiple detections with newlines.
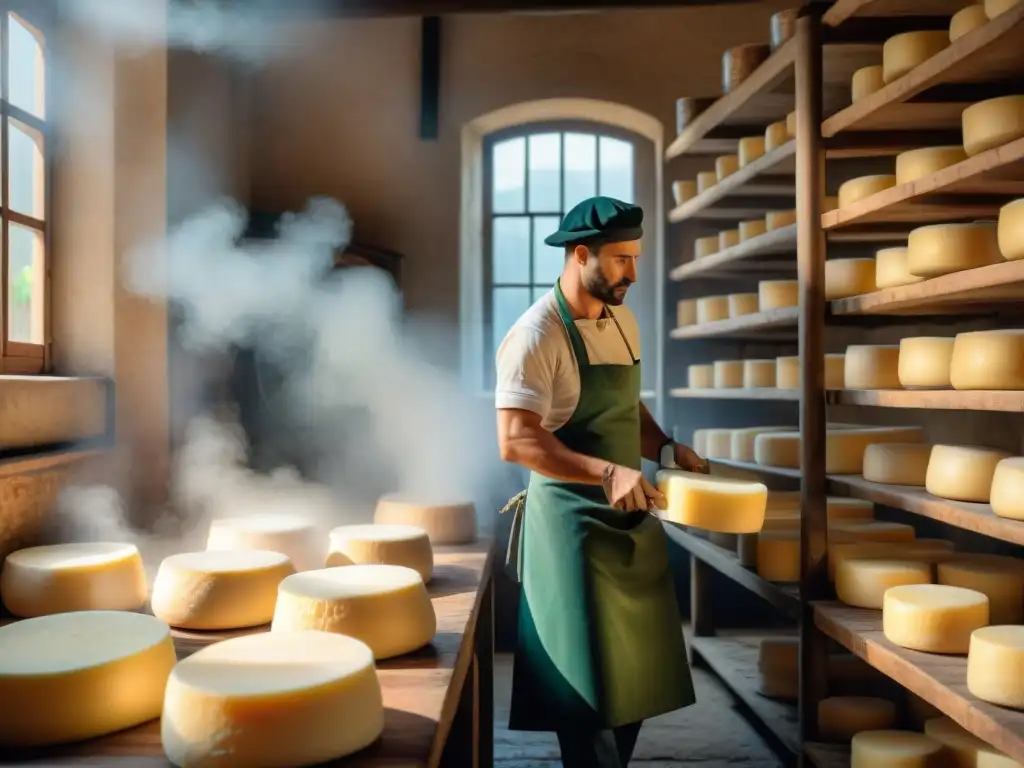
824, 4, 1024, 135
669, 307, 799, 340
812, 601, 1024, 765
710, 457, 802, 481
823, 0, 971, 27
826, 474, 1024, 546
669, 225, 796, 280
662, 523, 801, 618
670, 387, 799, 401
827, 388, 1024, 412
805, 742, 850, 768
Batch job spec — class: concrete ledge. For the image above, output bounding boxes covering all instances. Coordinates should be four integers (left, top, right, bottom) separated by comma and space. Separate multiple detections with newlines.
0, 376, 110, 450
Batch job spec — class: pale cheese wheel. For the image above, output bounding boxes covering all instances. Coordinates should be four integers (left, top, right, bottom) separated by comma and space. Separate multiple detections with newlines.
883, 31, 948, 83
756, 530, 799, 582
845, 345, 901, 389
151, 550, 295, 630
950, 5, 989, 41
0, 542, 147, 618
697, 170, 718, 193
766, 210, 797, 230
740, 219, 768, 241
828, 497, 875, 523
272, 565, 436, 659
962, 95, 1024, 157
765, 121, 789, 150
818, 696, 897, 743
863, 442, 933, 486
672, 180, 698, 206
162, 631, 384, 767
895, 146, 967, 185
693, 429, 710, 455
677, 298, 697, 327
786, 110, 797, 139
950, 330, 1024, 390
937, 558, 1024, 624
688, 363, 714, 389
759, 279, 798, 310
898, 337, 954, 388
704, 428, 733, 459
826, 354, 846, 389
731, 427, 791, 462
696, 295, 730, 323
738, 136, 766, 166
836, 558, 932, 609
719, 229, 740, 250
906, 222, 1002, 278
986, 0, 1023, 18
828, 427, 926, 474
998, 198, 1024, 261
728, 293, 759, 318
374, 495, 477, 545
926, 444, 1011, 502
326, 524, 434, 583
826, 258, 877, 300
991, 457, 1024, 520
207, 515, 324, 572
695, 235, 720, 259
743, 359, 776, 388
0, 611, 176, 747
716, 154, 740, 181
875, 247, 925, 290
776, 356, 799, 389
828, 539, 955, 582
838, 175, 897, 208
656, 470, 767, 533
924, 716, 1020, 768
713, 360, 744, 388
851, 731, 946, 768
851, 65, 885, 102
755, 431, 801, 468
883, 583, 989, 653
967, 626, 1024, 708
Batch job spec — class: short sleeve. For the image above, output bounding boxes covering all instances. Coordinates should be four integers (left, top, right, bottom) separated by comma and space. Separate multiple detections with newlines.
494, 324, 558, 419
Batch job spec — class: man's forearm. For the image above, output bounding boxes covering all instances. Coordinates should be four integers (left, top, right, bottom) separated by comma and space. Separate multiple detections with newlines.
639, 402, 672, 463
501, 427, 609, 484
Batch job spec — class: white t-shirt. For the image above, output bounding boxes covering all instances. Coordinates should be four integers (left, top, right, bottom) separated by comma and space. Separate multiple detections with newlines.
494, 290, 642, 431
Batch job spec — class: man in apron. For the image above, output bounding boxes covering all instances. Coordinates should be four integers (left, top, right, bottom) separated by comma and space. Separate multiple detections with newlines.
494, 196, 709, 767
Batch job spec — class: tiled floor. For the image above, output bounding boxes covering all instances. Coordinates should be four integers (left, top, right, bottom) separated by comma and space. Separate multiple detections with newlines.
493, 653, 784, 767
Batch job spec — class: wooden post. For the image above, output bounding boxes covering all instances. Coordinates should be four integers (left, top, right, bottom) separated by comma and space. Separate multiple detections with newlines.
419, 17, 441, 140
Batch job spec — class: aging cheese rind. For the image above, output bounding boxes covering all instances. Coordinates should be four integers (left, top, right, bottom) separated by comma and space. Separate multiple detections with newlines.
838, 175, 897, 208
883, 584, 989, 653
765, 121, 789, 151
738, 136, 766, 166
924, 716, 1019, 768
742, 359, 776, 388
882, 30, 948, 83
656, 470, 767, 533
962, 95, 1024, 157
766, 210, 796, 230
895, 146, 966, 185
759, 280, 798, 310
967, 626, 1024, 709
907, 222, 1002, 278
719, 229, 740, 250
677, 299, 697, 327
845, 345, 902, 390
697, 295, 730, 323
937, 557, 1024, 624
863, 443, 933, 486
950, 330, 1024, 390
728, 293, 759, 319
756, 530, 799, 582
950, 5, 989, 41
825, 258, 877, 300
697, 171, 718, 193
688, 363, 714, 389
836, 558, 932, 609
851, 65, 884, 102
925, 444, 1011, 503
875, 247, 925, 290
374, 495, 477, 545
695, 235, 720, 259
672, 180, 698, 206
898, 337, 954, 389
715, 154, 740, 181
326, 524, 434, 583
991, 457, 1024, 520
998, 198, 1024, 261
739, 219, 767, 241
851, 731, 946, 768
730, 426, 791, 462
713, 360, 745, 388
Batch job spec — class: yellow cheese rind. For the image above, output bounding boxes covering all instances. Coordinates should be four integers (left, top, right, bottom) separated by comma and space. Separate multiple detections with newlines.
926, 444, 1011, 502
863, 442, 933, 486
838, 175, 897, 208
907, 222, 1002, 279
757, 637, 797, 700
950, 330, 1024, 390
883, 584, 989, 653
828, 539, 954, 582
825, 354, 846, 389
895, 146, 967, 185
967, 626, 1024, 709
694, 235, 720, 259
326, 524, 434, 583
755, 431, 801, 468
672, 180, 698, 206
738, 136, 766, 166
730, 426, 791, 462
676, 299, 697, 327
986, 0, 1023, 19
851, 731, 946, 768
696, 295, 730, 323
950, 5, 989, 40
688, 363, 714, 389
875, 247, 925, 290
742, 359, 776, 388
765, 121, 788, 150
766, 210, 797, 230
715, 154, 740, 182
739, 219, 767, 241
719, 229, 740, 250
785, 110, 797, 139
713, 360, 744, 388
697, 170, 718, 193
845, 345, 902, 390
776, 356, 799, 389
728, 293, 759, 319
997, 198, 1024, 261
937, 557, 1024, 624
374, 496, 477, 545
162, 631, 384, 768
207, 515, 324, 572
962, 95, 1024, 157
818, 696, 897, 743
0, 542, 148, 618
836, 558, 932, 609
656, 470, 768, 533
898, 337, 954, 389
756, 530, 799, 582
703, 429, 733, 459
693, 429, 710, 455
0, 611, 176, 747
882, 31, 948, 83
825, 258, 877, 300
758, 280, 798, 310
991, 457, 1024, 521
924, 716, 1019, 768
851, 65, 885, 102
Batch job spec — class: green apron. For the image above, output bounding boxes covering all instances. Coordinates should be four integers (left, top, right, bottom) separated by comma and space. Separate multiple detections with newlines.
506, 280, 695, 732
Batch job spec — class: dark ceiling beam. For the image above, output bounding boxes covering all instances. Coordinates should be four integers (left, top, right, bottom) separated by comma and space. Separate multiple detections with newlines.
245, 0, 763, 18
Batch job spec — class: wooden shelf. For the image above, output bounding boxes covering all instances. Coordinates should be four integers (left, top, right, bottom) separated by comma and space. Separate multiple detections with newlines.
823, 0, 971, 27
827, 474, 1024, 546
824, 5, 1024, 135
710, 457, 802, 481
662, 524, 801, 618
805, 743, 850, 768
827, 388, 1024, 412
669, 224, 796, 280
670, 387, 799, 401
669, 307, 799, 340
813, 601, 1024, 764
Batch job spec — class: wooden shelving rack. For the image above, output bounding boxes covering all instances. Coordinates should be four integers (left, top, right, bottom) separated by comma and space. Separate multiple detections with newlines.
661, 2, 1024, 766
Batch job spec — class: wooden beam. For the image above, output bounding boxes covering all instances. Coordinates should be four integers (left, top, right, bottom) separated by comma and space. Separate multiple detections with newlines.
257, 0, 759, 17
420, 16, 441, 140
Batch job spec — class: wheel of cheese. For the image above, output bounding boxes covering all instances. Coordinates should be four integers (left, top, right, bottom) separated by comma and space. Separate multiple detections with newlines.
851, 731, 946, 768
851, 65, 885, 102
776, 356, 799, 389
986, 0, 1023, 19
937, 558, 1024, 624
967, 626, 1024, 708
759, 279, 798, 310
719, 229, 740, 250
962, 95, 1024, 157
997, 198, 1024, 260
826, 258, 877, 300
713, 360, 744, 388
924, 716, 1017, 767
950, 4, 989, 41
895, 146, 966, 185
818, 696, 897, 742
272, 565, 436, 659
838, 175, 897, 208
738, 136, 766, 166
765, 121, 789, 150
827, 427, 926, 475
688, 363, 714, 389
785, 110, 797, 139
696, 295, 730, 323
740, 219, 768, 241
207, 515, 324, 572
950, 330, 1024, 390
826, 354, 846, 389
875, 247, 925, 290
0, 611, 176, 747
827, 497, 875, 523
898, 337, 954, 388
373, 495, 477, 545
836, 558, 932, 609
0, 542, 147, 618
722, 43, 770, 93
845, 345, 902, 389
672, 180, 698, 207
863, 443, 933, 486
991, 457, 1024, 520
757, 638, 797, 700
728, 293, 759, 318
151, 550, 295, 630
882, 31, 948, 83
828, 539, 955, 582
655, 470, 767, 533
766, 210, 797, 230
162, 631, 384, 768
926, 444, 1011, 502
883, 584, 989, 653
326, 524, 434, 583
755, 430, 801, 468
703, 428, 733, 459
694, 235, 720, 259
715, 154, 740, 181
743, 359, 776, 388
697, 170, 718, 193
756, 530, 799, 582
693, 429, 710, 455
906, 222, 1001, 278
676, 299, 697, 327
730, 427, 790, 462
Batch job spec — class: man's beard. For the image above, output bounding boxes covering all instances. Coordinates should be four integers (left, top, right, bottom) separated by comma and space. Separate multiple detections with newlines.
583, 269, 631, 306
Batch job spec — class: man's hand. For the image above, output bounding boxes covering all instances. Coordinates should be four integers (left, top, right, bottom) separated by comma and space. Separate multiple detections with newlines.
674, 443, 710, 474
602, 464, 668, 512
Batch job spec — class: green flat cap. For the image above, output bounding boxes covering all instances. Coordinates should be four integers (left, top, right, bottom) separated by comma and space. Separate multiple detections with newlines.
543, 196, 644, 247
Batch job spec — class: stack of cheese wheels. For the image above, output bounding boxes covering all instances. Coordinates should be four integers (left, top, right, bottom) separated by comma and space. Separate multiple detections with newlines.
894, 146, 966, 185
688, 363, 714, 389
272, 565, 436, 659
713, 360, 744, 388
875, 247, 924, 290
967, 625, 1024, 708
998, 198, 1024, 260
949, 5, 988, 42
925, 444, 1011, 502
0, 542, 148, 617
851, 65, 884, 102
882, 30, 948, 82
754, 425, 925, 474
676, 298, 697, 328
326, 524, 434, 583
898, 337, 954, 389
720, 229, 740, 250
696, 295, 730, 323
756, 638, 797, 700
776, 355, 845, 389
818, 696, 897, 742
695, 235, 719, 259
825, 258, 877, 300
743, 359, 776, 388
950, 330, 1024, 390
962, 95, 1024, 157
863, 442, 933, 486
672, 180, 698, 207
835, 557, 932, 609
731, 426, 792, 462
937, 555, 1024, 624
838, 175, 896, 208
162, 632, 385, 767
207, 515, 324, 572
851, 731, 946, 767
151, 550, 295, 630
759, 279, 798, 310
906, 222, 1002, 278
0, 611, 177, 747
924, 716, 1018, 766
991, 457, 1024, 520
828, 538, 955, 582
845, 345, 902, 389
655, 469, 767, 533
883, 583, 989, 653
374, 494, 477, 545
728, 293, 759, 318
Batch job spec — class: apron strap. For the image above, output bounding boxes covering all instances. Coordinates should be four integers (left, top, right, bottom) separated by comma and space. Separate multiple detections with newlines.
553, 280, 591, 370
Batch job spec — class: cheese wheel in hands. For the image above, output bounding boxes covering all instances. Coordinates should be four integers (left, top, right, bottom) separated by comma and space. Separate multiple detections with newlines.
0, 542, 147, 618
907, 222, 1002, 278
656, 470, 767, 533
991, 457, 1024, 520
998, 198, 1024, 261
924, 716, 1019, 768
162, 632, 384, 768
962, 95, 1024, 157
272, 565, 436, 659
851, 731, 946, 768
950, 330, 1024, 390
374, 495, 477, 544
818, 696, 897, 742
0, 611, 176, 747
863, 443, 933, 486
882, 31, 948, 83
835, 558, 932, 609
207, 515, 323, 572
925, 445, 1011, 502
875, 247, 924, 290
883, 584, 989, 653
326, 524, 434, 583
967, 626, 1024, 708
937, 558, 1024, 624
898, 337, 954, 388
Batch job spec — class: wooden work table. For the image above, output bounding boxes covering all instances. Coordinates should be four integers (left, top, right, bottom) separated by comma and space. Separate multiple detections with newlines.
0, 543, 496, 768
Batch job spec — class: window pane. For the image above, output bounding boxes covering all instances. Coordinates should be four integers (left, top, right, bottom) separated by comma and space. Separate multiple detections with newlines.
8, 222, 45, 344
563, 133, 597, 209
9, 119, 45, 218
492, 138, 525, 213
599, 137, 634, 203
531, 286, 549, 304
492, 217, 530, 284
492, 287, 532, 359
532, 215, 563, 286
8, 14, 45, 119
528, 133, 560, 213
